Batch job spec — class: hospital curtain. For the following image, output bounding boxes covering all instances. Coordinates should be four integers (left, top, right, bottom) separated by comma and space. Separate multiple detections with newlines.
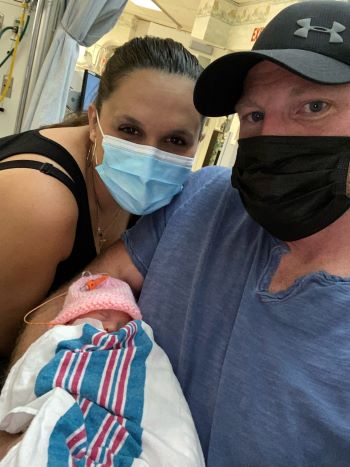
22, 0, 127, 130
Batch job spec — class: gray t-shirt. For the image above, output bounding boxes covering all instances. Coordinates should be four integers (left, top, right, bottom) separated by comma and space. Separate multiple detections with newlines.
123, 166, 350, 467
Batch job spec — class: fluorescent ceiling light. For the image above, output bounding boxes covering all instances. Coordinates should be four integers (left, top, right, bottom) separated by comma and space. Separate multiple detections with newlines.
130, 0, 161, 11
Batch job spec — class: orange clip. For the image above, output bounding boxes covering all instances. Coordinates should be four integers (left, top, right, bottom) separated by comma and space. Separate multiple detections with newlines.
83, 274, 108, 291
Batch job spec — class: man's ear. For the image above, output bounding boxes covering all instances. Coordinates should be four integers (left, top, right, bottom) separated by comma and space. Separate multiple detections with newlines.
199, 132, 206, 142
87, 104, 97, 143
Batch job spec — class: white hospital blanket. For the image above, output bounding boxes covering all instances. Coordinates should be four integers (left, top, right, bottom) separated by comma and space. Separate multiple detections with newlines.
0, 320, 204, 466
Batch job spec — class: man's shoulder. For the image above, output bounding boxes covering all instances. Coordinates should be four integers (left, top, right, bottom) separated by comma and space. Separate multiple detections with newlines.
187, 166, 231, 190
170, 166, 233, 213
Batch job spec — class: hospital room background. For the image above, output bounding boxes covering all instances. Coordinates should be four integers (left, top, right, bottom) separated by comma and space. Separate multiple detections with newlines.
0, 0, 307, 171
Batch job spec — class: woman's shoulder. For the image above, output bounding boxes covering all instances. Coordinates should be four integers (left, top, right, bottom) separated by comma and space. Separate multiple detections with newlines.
36, 126, 90, 173
0, 127, 91, 260
0, 126, 90, 186
0, 164, 78, 231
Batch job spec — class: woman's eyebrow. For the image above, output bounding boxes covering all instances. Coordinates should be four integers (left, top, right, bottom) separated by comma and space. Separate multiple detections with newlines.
170, 128, 193, 138
112, 115, 142, 125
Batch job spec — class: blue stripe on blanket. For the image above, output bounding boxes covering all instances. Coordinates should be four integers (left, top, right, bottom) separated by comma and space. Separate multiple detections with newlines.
34, 320, 152, 466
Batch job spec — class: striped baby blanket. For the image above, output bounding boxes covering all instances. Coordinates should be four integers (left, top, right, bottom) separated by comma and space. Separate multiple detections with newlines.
0, 320, 204, 466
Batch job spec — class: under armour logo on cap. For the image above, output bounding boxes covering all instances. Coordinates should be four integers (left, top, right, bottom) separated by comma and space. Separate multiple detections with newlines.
294, 18, 346, 43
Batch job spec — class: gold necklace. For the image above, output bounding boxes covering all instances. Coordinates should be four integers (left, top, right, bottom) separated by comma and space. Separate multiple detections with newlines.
88, 142, 121, 251
96, 202, 121, 250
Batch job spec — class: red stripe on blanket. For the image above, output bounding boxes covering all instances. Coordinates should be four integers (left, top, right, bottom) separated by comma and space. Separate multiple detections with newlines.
54, 351, 73, 388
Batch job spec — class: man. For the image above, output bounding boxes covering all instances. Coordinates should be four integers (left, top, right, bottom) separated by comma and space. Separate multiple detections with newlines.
2, 1, 350, 465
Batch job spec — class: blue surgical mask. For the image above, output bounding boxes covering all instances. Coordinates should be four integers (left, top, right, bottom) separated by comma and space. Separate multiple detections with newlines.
95, 113, 194, 215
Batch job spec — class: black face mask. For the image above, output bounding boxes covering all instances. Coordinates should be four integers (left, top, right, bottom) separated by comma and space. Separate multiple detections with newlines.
231, 136, 350, 241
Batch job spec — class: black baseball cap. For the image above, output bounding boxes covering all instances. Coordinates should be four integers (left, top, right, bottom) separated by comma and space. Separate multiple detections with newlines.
194, 1, 350, 117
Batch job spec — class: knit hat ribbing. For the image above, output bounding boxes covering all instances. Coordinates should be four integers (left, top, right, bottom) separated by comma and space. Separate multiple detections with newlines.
50, 274, 142, 325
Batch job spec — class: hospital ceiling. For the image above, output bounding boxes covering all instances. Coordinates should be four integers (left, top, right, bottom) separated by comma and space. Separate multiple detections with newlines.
124, 0, 260, 32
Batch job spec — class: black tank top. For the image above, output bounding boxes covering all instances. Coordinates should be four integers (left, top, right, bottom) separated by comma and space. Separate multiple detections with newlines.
0, 130, 96, 291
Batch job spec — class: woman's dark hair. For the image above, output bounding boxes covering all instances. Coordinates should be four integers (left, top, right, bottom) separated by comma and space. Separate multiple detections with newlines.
96, 36, 203, 113
47, 36, 204, 129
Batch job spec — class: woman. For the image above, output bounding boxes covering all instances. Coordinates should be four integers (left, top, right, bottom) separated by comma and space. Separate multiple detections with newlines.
0, 36, 204, 359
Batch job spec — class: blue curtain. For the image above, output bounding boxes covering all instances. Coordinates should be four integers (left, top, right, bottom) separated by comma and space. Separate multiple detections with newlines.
22, 0, 127, 130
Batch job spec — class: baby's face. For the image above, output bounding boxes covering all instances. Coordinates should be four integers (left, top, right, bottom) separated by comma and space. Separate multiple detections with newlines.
69, 309, 131, 332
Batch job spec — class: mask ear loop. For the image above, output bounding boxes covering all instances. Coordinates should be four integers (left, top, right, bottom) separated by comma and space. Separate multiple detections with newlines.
23, 292, 68, 326
87, 139, 97, 167
95, 111, 105, 139
95, 112, 105, 167
94, 139, 98, 166
346, 160, 350, 198
89, 109, 105, 170
87, 109, 101, 168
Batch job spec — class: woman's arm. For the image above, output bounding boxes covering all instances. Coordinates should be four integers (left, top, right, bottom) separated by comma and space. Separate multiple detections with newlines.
10, 239, 143, 365
0, 167, 78, 357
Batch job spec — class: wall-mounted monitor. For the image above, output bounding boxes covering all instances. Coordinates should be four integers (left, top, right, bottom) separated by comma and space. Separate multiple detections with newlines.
80, 69, 101, 111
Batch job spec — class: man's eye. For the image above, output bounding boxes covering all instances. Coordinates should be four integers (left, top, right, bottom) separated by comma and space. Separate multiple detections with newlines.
304, 101, 327, 113
248, 111, 264, 123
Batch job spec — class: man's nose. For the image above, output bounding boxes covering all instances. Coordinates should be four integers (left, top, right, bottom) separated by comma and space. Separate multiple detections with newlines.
259, 115, 289, 136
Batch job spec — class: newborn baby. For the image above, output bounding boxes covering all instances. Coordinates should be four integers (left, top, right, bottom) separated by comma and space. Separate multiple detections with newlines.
0, 273, 205, 467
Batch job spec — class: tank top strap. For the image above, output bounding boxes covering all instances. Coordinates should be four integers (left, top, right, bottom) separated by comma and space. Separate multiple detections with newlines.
0, 160, 79, 199
0, 129, 96, 290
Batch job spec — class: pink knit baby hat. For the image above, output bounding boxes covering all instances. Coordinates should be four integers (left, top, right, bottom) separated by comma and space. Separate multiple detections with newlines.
50, 273, 142, 325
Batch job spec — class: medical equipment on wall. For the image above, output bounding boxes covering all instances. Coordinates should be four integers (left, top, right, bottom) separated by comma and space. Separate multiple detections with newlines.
0, 0, 65, 136
66, 68, 101, 114
0, 0, 31, 106
76, 43, 116, 77
94, 44, 116, 75
77, 48, 93, 69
